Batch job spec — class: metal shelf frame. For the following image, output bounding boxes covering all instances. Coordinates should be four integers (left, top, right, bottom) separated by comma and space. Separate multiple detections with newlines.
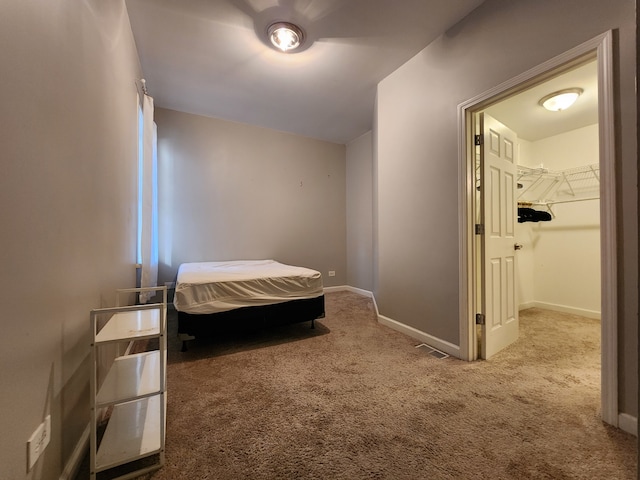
90, 286, 167, 480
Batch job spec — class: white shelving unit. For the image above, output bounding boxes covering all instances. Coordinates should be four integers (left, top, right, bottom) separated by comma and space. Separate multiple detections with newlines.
90, 286, 167, 480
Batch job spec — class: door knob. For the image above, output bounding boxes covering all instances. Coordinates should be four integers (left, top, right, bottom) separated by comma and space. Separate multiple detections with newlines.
514, 243, 523, 250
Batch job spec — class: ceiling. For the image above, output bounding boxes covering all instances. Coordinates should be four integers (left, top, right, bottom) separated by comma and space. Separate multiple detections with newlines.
485, 60, 598, 142
125, 0, 486, 144
125, 1, 597, 146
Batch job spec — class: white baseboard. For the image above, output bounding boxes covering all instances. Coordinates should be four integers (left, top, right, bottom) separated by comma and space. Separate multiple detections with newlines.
331, 286, 460, 358
518, 301, 536, 311
59, 424, 89, 480
522, 301, 600, 319
343, 285, 374, 298
323, 285, 350, 294
377, 314, 461, 358
618, 413, 637, 437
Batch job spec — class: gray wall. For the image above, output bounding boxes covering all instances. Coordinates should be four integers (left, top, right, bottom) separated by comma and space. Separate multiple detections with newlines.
375, 0, 637, 415
0, 1, 142, 479
155, 108, 347, 287
346, 131, 374, 291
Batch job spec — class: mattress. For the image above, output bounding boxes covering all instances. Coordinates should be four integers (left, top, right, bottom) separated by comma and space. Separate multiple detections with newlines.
173, 260, 324, 314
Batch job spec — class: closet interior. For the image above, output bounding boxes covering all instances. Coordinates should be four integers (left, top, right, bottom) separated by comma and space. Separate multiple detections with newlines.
514, 123, 601, 319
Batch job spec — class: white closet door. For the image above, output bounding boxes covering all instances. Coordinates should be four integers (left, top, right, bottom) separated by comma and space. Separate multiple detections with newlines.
480, 113, 519, 359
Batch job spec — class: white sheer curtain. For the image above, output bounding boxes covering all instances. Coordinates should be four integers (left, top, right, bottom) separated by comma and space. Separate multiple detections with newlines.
140, 93, 158, 303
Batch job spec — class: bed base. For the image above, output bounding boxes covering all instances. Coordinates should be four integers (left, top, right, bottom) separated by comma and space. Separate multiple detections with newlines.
177, 295, 325, 351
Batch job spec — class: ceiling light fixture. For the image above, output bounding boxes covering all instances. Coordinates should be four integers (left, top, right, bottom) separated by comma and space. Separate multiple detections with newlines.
267, 22, 304, 52
538, 88, 584, 112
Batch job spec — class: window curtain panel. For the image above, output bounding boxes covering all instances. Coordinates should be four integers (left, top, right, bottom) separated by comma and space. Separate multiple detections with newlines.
140, 94, 158, 303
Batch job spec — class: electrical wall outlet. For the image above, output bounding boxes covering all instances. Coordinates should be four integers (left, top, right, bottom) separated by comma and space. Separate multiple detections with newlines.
27, 415, 51, 470
328, 270, 336, 277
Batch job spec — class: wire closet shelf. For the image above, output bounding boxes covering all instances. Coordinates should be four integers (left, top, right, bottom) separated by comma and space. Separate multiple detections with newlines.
517, 163, 600, 217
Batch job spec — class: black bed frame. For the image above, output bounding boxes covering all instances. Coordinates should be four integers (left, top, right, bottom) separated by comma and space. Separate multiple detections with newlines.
177, 295, 325, 351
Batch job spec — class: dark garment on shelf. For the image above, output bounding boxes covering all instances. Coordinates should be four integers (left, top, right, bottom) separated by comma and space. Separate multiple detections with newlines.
518, 207, 552, 223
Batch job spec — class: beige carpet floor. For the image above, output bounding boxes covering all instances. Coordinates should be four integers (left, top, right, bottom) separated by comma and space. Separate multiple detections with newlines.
83, 291, 636, 479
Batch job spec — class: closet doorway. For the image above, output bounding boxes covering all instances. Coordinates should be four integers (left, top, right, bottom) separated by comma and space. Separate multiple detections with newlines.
481, 59, 601, 354
458, 32, 618, 426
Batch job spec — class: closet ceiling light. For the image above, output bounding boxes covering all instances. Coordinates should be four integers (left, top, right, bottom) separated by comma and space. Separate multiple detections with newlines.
267, 22, 304, 52
538, 88, 583, 112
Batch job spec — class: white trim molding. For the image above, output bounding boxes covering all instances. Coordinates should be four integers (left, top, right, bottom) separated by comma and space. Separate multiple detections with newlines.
323, 285, 351, 294
343, 285, 375, 299
525, 301, 601, 320
377, 314, 461, 358
331, 286, 461, 358
617, 414, 637, 437
594, 30, 618, 429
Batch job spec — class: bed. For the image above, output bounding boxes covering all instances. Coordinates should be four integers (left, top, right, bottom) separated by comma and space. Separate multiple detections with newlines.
173, 260, 325, 350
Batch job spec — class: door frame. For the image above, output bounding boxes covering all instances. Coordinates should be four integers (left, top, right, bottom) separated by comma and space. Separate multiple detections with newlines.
457, 31, 618, 426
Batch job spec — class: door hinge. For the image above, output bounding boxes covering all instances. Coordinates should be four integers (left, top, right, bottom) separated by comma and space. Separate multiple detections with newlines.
475, 224, 485, 235
475, 313, 486, 325
475, 134, 483, 146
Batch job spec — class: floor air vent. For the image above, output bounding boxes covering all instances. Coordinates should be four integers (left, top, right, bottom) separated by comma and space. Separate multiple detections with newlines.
415, 344, 449, 359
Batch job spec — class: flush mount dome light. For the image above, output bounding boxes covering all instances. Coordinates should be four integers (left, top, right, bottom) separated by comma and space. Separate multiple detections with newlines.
538, 88, 584, 112
267, 22, 304, 52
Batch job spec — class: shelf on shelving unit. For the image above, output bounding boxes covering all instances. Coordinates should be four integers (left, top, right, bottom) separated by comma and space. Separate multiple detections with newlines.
96, 351, 161, 405
95, 308, 161, 344
95, 395, 163, 471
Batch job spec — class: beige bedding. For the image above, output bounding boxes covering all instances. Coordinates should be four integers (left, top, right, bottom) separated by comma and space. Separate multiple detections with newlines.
173, 260, 324, 314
